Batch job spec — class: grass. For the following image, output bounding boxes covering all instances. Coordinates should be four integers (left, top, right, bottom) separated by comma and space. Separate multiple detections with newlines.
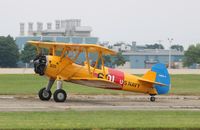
170, 74, 200, 95
0, 75, 200, 129
0, 74, 200, 95
0, 110, 200, 129
0, 74, 130, 95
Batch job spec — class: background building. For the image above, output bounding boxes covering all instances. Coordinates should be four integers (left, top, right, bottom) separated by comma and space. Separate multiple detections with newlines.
100, 42, 184, 69
16, 19, 184, 69
16, 19, 99, 51
123, 49, 184, 69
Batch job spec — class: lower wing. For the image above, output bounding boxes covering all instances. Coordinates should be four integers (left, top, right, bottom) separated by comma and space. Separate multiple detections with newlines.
69, 77, 122, 89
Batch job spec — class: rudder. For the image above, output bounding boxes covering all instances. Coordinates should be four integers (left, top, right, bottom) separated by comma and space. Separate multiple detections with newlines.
151, 63, 170, 94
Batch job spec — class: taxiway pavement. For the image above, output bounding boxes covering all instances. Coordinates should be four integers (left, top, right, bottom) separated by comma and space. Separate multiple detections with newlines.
0, 95, 199, 111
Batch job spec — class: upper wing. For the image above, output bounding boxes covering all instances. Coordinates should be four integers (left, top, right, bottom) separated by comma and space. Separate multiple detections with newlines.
27, 41, 116, 55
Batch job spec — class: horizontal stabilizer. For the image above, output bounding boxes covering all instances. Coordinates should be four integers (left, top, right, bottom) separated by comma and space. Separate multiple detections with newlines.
138, 78, 167, 87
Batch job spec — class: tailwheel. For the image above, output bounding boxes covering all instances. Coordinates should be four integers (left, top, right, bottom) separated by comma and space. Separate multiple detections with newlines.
53, 89, 67, 102
38, 87, 52, 101
150, 96, 156, 102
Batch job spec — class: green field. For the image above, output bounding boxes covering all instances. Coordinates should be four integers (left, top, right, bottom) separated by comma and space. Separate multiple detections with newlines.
0, 74, 199, 95
0, 110, 199, 129
0, 74, 200, 129
170, 74, 200, 95
0, 74, 130, 95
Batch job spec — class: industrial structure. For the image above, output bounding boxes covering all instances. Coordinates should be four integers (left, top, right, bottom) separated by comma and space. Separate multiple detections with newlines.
16, 19, 98, 51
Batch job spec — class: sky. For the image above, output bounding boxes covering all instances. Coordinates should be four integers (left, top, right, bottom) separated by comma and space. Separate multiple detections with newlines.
0, 0, 200, 49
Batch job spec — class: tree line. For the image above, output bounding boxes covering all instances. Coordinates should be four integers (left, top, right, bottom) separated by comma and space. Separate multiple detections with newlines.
0, 35, 199, 68
0, 36, 126, 68
145, 43, 184, 52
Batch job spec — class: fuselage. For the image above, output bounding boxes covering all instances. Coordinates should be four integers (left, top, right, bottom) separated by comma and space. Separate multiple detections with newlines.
34, 55, 158, 95
34, 56, 157, 95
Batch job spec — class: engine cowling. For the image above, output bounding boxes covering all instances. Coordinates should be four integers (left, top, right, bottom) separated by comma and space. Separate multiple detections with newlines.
33, 55, 47, 76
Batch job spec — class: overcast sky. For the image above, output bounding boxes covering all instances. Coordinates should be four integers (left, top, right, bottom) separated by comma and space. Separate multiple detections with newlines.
0, 0, 200, 49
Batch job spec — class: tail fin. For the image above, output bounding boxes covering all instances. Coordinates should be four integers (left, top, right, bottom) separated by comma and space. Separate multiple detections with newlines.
151, 63, 170, 94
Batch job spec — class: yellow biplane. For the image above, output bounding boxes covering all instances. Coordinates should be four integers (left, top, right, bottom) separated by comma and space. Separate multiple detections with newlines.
28, 41, 170, 102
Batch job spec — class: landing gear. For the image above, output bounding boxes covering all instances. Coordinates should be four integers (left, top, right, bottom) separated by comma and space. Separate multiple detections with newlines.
38, 87, 52, 101
150, 97, 156, 102
38, 78, 54, 101
38, 79, 67, 102
53, 80, 67, 102
150, 95, 156, 102
53, 89, 67, 102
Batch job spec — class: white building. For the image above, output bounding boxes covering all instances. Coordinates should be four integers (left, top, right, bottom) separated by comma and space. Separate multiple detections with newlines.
16, 19, 98, 51
112, 42, 132, 52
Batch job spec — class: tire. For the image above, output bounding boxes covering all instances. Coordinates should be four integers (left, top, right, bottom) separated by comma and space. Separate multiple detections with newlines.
53, 89, 67, 102
150, 96, 156, 102
38, 87, 52, 101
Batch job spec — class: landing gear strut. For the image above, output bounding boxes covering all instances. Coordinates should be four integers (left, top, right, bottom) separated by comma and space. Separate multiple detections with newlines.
38, 79, 67, 102
150, 95, 156, 102
53, 80, 67, 102
38, 79, 54, 101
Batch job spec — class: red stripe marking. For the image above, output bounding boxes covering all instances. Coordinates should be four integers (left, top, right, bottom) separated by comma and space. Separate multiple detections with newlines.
108, 68, 124, 86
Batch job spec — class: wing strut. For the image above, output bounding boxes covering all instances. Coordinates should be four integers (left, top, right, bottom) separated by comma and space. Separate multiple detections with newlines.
72, 50, 81, 62
85, 48, 91, 75
36, 45, 41, 55
91, 51, 106, 79
52, 45, 56, 56
60, 47, 67, 58
100, 51, 106, 79
92, 52, 100, 75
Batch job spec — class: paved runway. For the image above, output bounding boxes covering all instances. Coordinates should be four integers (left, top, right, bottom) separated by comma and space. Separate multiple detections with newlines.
0, 95, 200, 111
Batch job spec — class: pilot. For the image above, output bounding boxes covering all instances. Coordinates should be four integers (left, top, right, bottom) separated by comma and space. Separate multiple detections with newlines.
91, 61, 96, 67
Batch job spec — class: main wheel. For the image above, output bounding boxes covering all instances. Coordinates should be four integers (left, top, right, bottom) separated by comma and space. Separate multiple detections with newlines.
150, 96, 156, 102
53, 89, 67, 102
38, 87, 52, 101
